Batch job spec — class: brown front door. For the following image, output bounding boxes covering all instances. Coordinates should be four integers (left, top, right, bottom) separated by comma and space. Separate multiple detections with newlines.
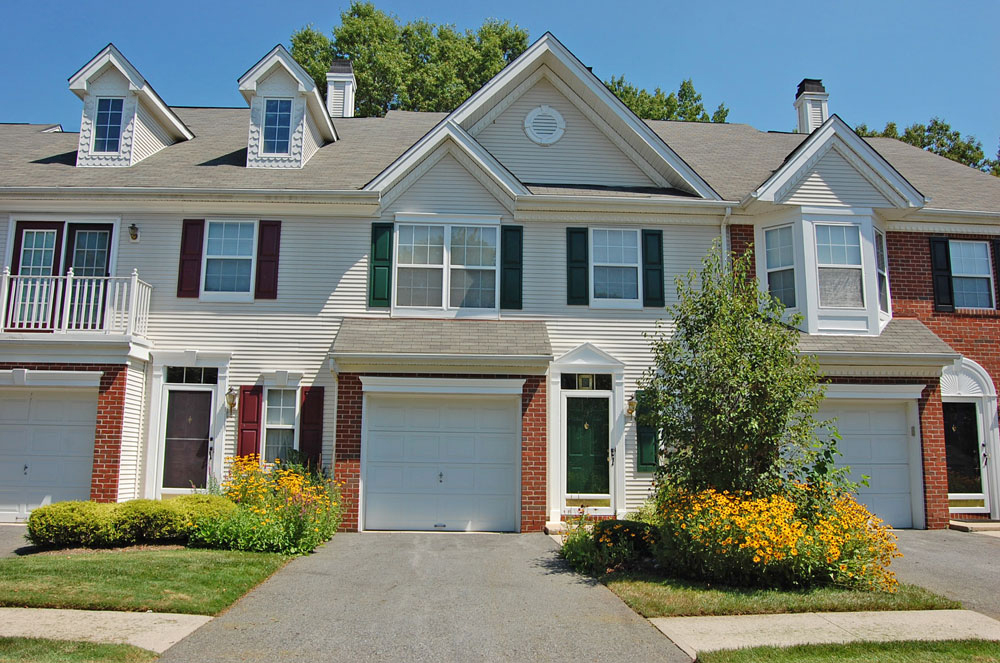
162, 391, 212, 489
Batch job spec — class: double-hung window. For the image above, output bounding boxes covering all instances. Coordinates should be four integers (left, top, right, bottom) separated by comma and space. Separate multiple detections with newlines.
262, 99, 292, 155
591, 228, 640, 308
874, 229, 891, 314
950, 240, 994, 309
764, 225, 796, 308
263, 388, 297, 463
394, 222, 498, 312
93, 98, 124, 153
203, 220, 256, 298
815, 224, 864, 308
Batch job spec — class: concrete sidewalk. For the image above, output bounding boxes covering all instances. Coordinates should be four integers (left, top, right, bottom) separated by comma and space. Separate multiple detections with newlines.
0, 607, 211, 653
650, 609, 1000, 659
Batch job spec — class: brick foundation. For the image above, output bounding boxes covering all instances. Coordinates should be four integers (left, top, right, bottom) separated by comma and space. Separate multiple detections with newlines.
333, 372, 547, 532
0, 362, 128, 503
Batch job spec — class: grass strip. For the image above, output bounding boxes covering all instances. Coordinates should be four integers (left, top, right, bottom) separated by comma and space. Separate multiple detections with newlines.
605, 571, 959, 617
0, 637, 157, 663
0, 548, 287, 615
697, 639, 1000, 662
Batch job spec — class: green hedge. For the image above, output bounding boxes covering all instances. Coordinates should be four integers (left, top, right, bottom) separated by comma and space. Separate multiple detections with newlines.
26, 495, 236, 548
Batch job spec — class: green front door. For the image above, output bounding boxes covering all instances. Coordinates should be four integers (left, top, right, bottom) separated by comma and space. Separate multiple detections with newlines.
566, 397, 610, 495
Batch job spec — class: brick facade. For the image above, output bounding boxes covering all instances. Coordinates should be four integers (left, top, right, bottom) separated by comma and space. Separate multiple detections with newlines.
0, 362, 128, 503
333, 372, 547, 532
728, 224, 756, 274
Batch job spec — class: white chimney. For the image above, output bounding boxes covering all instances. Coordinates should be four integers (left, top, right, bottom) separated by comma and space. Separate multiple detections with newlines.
326, 59, 356, 118
794, 78, 828, 133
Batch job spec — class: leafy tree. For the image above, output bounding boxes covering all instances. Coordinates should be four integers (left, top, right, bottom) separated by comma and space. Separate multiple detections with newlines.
856, 117, 999, 176
290, 3, 527, 117
606, 75, 729, 122
636, 243, 841, 495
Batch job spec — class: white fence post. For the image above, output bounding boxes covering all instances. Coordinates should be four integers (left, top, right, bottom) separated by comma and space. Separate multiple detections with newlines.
127, 269, 139, 336
61, 268, 74, 332
0, 266, 9, 334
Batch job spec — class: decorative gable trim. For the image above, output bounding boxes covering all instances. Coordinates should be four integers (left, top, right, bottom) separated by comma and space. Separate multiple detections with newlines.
750, 115, 926, 209
551, 342, 625, 370
449, 33, 721, 200
68, 43, 193, 142
238, 44, 337, 143
367, 122, 528, 212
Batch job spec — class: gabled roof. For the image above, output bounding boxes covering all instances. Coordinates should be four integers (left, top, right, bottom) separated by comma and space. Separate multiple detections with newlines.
749, 114, 926, 209
238, 44, 337, 142
67, 43, 194, 141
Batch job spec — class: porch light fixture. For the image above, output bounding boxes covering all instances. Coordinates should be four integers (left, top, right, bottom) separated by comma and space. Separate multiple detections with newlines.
225, 386, 238, 416
626, 394, 638, 419
127, 223, 139, 241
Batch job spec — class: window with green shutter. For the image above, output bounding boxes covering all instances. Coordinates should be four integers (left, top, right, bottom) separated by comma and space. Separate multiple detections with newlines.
566, 227, 589, 305
500, 225, 523, 309
635, 390, 658, 472
369, 223, 393, 307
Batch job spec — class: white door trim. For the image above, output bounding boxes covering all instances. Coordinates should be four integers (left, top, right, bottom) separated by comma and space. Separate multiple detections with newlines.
156, 384, 216, 497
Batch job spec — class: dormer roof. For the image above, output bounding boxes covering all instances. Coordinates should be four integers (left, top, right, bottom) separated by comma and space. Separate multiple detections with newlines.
238, 44, 337, 142
68, 43, 193, 142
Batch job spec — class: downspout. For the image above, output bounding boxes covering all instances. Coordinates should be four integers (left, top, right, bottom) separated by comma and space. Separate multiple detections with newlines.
720, 206, 732, 270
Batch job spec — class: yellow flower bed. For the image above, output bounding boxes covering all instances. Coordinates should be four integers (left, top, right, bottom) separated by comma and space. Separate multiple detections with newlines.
655, 487, 900, 591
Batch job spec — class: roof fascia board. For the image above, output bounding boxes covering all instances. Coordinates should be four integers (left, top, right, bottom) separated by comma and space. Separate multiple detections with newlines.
238, 45, 337, 142
450, 33, 721, 200
755, 116, 925, 208
515, 195, 738, 216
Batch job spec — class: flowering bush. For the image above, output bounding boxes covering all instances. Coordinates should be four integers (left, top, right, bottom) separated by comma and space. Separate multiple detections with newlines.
653, 485, 900, 591
189, 455, 342, 555
561, 512, 657, 575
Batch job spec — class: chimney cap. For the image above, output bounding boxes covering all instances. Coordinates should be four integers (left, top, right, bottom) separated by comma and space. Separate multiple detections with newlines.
328, 59, 354, 75
796, 78, 826, 99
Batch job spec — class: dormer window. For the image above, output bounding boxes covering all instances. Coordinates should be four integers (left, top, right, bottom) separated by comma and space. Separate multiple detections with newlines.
815, 224, 864, 308
764, 225, 796, 308
263, 99, 292, 155
93, 98, 124, 153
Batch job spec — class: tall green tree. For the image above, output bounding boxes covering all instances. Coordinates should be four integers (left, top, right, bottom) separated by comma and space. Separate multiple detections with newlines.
856, 117, 999, 176
290, 2, 528, 117
606, 75, 729, 122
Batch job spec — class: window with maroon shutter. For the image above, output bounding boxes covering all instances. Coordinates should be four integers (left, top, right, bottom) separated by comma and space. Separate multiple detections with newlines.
299, 386, 324, 468
237, 385, 263, 457
177, 219, 205, 298
255, 220, 281, 299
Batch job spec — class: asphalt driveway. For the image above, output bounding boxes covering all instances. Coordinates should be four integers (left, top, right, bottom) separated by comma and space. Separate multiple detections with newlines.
160, 532, 687, 662
894, 529, 1000, 619
0, 525, 29, 557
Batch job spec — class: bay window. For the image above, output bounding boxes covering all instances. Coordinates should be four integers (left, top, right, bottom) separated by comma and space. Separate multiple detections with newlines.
764, 225, 796, 308
815, 224, 864, 308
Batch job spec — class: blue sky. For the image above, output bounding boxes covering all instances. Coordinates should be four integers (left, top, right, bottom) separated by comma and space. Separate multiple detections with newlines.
2, 0, 997, 155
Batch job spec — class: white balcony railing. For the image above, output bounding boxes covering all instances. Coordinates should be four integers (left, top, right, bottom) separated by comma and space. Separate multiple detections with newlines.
0, 268, 152, 337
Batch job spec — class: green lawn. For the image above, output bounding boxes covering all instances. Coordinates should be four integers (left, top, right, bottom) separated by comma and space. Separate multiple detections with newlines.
0, 637, 157, 663
697, 639, 1000, 662
605, 572, 959, 617
0, 549, 287, 615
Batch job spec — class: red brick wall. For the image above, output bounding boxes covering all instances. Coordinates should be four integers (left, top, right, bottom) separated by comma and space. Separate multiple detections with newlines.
728, 224, 757, 275
334, 372, 547, 532
0, 362, 128, 503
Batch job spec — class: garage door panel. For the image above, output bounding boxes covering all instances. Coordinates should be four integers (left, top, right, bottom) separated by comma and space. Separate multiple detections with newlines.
366, 432, 405, 461
27, 426, 98, 457
870, 435, 909, 463
29, 395, 97, 424
477, 406, 519, 433
857, 494, 911, 528
864, 465, 910, 494
440, 433, 475, 461
838, 436, 872, 462
365, 494, 437, 530
0, 427, 29, 454
27, 458, 94, 485
407, 406, 441, 429
0, 397, 31, 421
406, 433, 442, 460
476, 434, 519, 463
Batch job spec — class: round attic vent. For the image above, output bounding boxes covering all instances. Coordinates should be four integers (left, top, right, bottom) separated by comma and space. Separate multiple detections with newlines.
524, 105, 565, 145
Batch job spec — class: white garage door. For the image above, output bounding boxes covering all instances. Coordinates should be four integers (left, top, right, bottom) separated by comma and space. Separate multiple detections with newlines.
364, 395, 520, 532
0, 389, 97, 522
821, 400, 915, 528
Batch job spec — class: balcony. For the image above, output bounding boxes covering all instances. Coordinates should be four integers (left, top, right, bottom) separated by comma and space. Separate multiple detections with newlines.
1, 268, 152, 339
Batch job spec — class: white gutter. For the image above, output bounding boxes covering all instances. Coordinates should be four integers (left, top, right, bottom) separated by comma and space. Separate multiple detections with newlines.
331, 352, 553, 363
0, 186, 379, 200
516, 194, 741, 214
909, 207, 1000, 221
720, 205, 732, 269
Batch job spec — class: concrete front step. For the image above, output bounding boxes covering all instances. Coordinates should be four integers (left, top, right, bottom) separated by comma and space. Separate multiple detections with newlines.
950, 519, 1000, 532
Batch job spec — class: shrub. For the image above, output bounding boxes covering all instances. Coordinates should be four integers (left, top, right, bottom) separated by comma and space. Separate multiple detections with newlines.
560, 514, 657, 575
26, 501, 118, 548
114, 500, 187, 544
653, 486, 900, 591
189, 455, 342, 555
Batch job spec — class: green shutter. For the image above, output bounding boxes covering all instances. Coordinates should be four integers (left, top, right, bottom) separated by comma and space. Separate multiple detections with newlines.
642, 229, 664, 308
369, 223, 393, 308
636, 390, 658, 472
566, 227, 589, 305
500, 225, 523, 309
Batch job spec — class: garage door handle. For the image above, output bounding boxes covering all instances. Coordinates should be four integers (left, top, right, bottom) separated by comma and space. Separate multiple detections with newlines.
438, 472, 444, 483
23, 464, 28, 476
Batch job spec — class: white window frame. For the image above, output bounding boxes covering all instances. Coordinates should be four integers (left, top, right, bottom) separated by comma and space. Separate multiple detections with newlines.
263, 386, 300, 464
92, 97, 125, 154
589, 227, 642, 310
763, 224, 798, 310
261, 97, 293, 156
200, 219, 258, 303
814, 222, 866, 310
874, 228, 892, 316
950, 239, 995, 310
391, 215, 500, 318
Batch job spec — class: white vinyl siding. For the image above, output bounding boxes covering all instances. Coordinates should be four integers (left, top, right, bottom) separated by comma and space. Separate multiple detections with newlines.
475, 78, 655, 187
950, 240, 995, 309
383, 153, 512, 221
118, 360, 148, 501
131, 102, 173, 164
247, 68, 306, 169
782, 148, 892, 207
76, 67, 135, 168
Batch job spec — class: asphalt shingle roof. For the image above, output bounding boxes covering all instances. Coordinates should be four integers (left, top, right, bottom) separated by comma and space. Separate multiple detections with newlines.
798, 318, 958, 357
332, 318, 552, 357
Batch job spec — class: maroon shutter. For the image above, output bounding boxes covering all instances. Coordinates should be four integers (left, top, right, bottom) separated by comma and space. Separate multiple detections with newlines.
299, 386, 324, 468
177, 219, 205, 298
254, 220, 281, 299
237, 385, 263, 457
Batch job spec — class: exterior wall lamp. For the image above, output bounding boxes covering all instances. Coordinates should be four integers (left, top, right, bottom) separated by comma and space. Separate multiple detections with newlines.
626, 394, 638, 419
225, 386, 238, 416
127, 223, 139, 241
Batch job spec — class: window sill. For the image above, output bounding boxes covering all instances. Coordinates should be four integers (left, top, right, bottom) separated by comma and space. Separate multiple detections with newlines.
952, 307, 1000, 318
390, 307, 500, 320
199, 291, 255, 303
589, 299, 643, 310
